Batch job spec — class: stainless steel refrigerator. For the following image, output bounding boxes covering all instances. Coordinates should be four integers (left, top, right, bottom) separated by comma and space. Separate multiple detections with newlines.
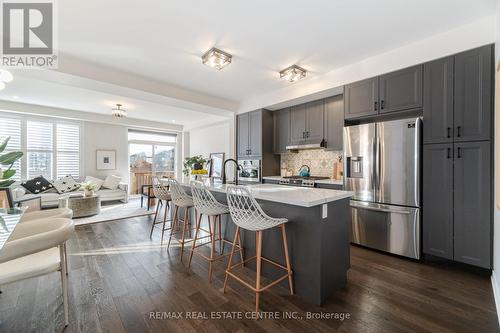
344, 117, 421, 259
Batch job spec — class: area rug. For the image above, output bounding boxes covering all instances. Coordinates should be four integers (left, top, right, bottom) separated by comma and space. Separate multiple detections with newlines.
73, 199, 156, 226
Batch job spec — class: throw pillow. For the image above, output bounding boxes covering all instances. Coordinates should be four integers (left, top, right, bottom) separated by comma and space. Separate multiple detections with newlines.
52, 175, 80, 194
84, 176, 105, 191
102, 175, 121, 190
21, 176, 54, 194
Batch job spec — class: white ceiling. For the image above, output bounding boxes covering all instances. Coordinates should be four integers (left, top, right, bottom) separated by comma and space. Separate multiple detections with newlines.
0, 0, 495, 128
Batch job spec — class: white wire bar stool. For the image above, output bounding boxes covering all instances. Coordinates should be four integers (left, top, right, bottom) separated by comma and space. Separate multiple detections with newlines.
188, 181, 243, 282
165, 178, 204, 260
224, 185, 294, 312
149, 176, 173, 242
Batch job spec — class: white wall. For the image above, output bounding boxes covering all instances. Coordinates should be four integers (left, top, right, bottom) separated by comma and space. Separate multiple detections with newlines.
188, 120, 233, 160
82, 122, 130, 183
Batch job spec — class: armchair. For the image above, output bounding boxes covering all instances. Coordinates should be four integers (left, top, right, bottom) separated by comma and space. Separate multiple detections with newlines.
0, 218, 75, 327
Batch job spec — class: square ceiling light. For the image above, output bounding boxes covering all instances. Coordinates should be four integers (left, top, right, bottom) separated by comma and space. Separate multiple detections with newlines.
279, 65, 307, 82
202, 47, 232, 70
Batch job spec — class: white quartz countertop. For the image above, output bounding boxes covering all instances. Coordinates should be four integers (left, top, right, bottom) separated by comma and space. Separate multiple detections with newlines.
262, 176, 344, 186
179, 181, 353, 208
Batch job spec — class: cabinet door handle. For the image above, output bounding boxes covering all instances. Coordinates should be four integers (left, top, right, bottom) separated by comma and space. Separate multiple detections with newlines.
457, 147, 462, 158
374, 101, 378, 111
447, 127, 451, 138
380, 100, 385, 110
306, 131, 310, 138
447, 148, 451, 159
457, 126, 461, 138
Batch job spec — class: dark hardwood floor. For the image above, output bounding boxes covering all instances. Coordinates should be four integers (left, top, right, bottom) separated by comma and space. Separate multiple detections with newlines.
0, 215, 497, 332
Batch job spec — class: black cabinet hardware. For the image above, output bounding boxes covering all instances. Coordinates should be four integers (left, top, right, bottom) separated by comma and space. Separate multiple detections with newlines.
380, 100, 385, 110
447, 127, 451, 138
457, 147, 461, 158
447, 148, 451, 159
374, 101, 378, 111
457, 126, 461, 138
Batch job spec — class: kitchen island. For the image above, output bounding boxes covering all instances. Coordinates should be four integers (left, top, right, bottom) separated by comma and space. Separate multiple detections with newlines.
178, 181, 353, 306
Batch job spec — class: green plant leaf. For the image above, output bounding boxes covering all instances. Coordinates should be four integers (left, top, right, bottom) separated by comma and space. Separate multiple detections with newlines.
0, 179, 14, 188
2, 169, 15, 179
0, 151, 23, 165
0, 137, 9, 153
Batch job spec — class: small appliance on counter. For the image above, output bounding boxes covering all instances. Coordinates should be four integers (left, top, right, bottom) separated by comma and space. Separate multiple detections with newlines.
237, 159, 261, 183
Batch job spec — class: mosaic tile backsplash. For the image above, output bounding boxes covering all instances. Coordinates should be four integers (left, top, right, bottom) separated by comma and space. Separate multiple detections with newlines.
280, 149, 343, 177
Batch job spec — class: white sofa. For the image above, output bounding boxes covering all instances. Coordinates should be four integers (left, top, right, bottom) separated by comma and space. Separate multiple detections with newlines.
11, 183, 128, 209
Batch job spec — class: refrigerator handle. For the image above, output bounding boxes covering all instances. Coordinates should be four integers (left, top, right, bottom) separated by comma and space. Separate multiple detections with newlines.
375, 133, 381, 194
372, 137, 377, 193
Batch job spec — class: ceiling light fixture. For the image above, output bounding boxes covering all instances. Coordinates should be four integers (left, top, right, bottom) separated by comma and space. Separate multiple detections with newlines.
202, 47, 232, 70
111, 104, 127, 118
279, 65, 307, 82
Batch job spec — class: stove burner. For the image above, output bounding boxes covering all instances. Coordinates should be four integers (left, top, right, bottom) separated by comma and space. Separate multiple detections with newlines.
279, 176, 329, 187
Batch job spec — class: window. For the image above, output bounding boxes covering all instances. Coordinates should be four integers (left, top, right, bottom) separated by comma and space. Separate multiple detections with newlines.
0, 114, 81, 180
56, 123, 80, 179
0, 117, 21, 180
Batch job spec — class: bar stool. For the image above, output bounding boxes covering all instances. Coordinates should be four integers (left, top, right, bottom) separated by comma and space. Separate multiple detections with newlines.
166, 179, 196, 260
224, 185, 293, 312
188, 181, 243, 282
149, 176, 172, 243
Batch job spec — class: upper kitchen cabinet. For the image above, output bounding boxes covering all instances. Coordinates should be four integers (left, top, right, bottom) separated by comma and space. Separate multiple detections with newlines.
453, 45, 492, 142
379, 65, 423, 114
305, 100, 325, 142
344, 77, 378, 119
423, 56, 454, 144
273, 108, 290, 154
324, 95, 344, 151
289, 104, 307, 145
237, 113, 250, 159
237, 110, 262, 159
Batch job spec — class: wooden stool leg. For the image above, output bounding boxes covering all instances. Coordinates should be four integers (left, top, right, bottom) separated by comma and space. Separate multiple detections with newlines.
167, 206, 179, 248
218, 215, 223, 254
281, 224, 294, 295
237, 228, 244, 265
180, 207, 190, 260
150, 199, 161, 239
223, 226, 240, 293
255, 230, 262, 312
188, 213, 202, 267
208, 216, 216, 282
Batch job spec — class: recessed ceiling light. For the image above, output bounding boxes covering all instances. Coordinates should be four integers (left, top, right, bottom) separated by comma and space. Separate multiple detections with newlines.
171, 120, 176, 123
12, 95, 19, 99
202, 47, 232, 70
111, 104, 127, 118
279, 65, 307, 82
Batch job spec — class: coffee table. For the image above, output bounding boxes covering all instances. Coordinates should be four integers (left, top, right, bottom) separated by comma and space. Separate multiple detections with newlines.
59, 194, 101, 218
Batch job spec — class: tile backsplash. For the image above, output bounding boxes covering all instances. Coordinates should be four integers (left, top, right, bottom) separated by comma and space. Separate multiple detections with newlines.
280, 149, 343, 177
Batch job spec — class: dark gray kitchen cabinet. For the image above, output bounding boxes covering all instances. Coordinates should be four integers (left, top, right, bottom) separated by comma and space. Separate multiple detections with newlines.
423, 144, 453, 260
305, 100, 324, 142
290, 104, 307, 145
379, 65, 423, 114
453, 141, 491, 269
237, 110, 262, 158
324, 95, 344, 151
248, 110, 262, 158
237, 113, 250, 159
273, 108, 290, 154
454, 45, 492, 142
423, 57, 454, 144
344, 77, 378, 119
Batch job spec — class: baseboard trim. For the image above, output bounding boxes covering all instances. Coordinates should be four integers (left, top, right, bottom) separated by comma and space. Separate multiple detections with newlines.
491, 271, 500, 325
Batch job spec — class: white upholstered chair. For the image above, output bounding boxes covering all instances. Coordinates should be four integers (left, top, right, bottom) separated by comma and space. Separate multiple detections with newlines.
0, 218, 75, 327
20, 207, 73, 222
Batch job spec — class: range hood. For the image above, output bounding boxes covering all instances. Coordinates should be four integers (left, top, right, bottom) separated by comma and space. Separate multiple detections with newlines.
286, 139, 326, 150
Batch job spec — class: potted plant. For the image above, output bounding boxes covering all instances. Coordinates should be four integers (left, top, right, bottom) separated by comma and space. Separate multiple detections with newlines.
183, 155, 207, 176
80, 182, 98, 197
0, 137, 23, 188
